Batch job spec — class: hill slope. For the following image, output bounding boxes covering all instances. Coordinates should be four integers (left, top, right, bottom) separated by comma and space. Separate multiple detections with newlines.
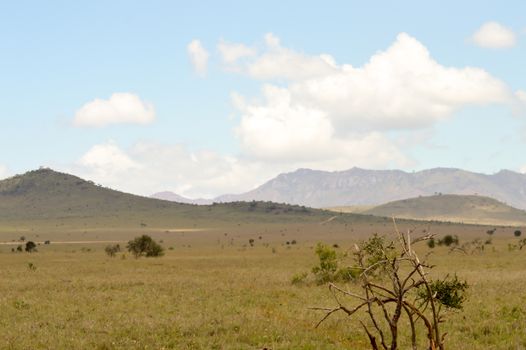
214, 167, 526, 209
0, 168, 336, 229
360, 194, 526, 225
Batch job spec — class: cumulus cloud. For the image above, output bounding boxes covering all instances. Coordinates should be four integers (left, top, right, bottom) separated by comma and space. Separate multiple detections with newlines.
234, 85, 411, 168
187, 39, 210, 77
471, 21, 517, 48
228, 32, 515, 156
245, 33, 338, 81
73, 93, 155, 127
217, 39, 256, 64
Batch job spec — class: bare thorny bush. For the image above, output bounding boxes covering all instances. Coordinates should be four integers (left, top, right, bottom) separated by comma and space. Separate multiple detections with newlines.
312, 219, 468, 350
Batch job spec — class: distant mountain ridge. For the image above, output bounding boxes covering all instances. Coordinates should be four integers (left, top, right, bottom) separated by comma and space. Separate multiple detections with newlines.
157, 167, 526, 210
150, 191, 212, 205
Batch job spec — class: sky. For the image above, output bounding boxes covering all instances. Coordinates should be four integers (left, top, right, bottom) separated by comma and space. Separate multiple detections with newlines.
1, 0, 526, 198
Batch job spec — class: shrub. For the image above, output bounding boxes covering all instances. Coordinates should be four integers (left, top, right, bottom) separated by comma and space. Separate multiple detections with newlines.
438, 234, 458, 247
291, 272, 308, 285
25, 241, 37, 253
418, 275, 468, 309
312, 243, 339, 284
311, 243, 358, 284
514, 230, 522, 237
16, 245, 23, 252
105, 244, 121, 257
427, 238, 436, 248
127, 235, 164, 258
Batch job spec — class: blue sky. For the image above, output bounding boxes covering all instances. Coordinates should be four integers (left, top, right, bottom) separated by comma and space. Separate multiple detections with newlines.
1, 1, 525, 197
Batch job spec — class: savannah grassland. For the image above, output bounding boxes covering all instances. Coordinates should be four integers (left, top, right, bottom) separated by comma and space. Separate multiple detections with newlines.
1, 217, 526, 350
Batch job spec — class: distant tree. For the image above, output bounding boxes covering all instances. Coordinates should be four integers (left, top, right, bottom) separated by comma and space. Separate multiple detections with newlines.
248, 238, 255, 247
19, 236, 26, 242
25, 241, 37, 252
514, 230, 522, 237
486, 228, 496, 235
105, 244, 121, 257
127, 235, 163, 258
16, 245, 23, 252
427, 238, 436, 248
439, 235, 458, 247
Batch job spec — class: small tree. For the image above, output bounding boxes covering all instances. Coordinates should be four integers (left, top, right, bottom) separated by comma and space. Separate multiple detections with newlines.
127, 235, 164, 258
312, 221, 468, 350
105, 244, 121, 257
514, 230, 522, 237
438, 234, 458, 247
25, 241, 37, 253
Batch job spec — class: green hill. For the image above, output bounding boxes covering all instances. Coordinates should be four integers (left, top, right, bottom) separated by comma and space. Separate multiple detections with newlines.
0, 168, 357, 231
359, 194, 526, 225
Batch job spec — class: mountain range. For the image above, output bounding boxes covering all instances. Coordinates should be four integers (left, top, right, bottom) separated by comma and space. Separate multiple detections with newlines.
152, 167, 526, 210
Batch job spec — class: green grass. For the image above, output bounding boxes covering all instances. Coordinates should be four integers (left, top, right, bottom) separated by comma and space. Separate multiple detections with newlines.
1, 226, 526, 349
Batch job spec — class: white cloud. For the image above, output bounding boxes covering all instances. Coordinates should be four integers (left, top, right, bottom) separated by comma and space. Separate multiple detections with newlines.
217, 39, 256, 64
234, 85, 411, 168
517, 90, 526, 103
471, 21, 517, 49
187, 39, 210, 77
245, 32, 338, 81
73, 93, 155, 127
228, 33, 514, 140
0, 164, 10, 180
67, 141, 276, 198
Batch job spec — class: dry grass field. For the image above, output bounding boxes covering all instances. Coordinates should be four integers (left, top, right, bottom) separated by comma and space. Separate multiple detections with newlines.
1, 219, 526, 349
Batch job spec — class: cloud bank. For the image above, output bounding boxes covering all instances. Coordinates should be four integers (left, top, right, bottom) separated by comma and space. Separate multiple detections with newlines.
67, 32, 525, 197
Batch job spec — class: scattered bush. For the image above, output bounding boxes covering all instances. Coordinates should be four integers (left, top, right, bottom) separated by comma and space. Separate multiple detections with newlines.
311, 243, 358, 284
291, 272, 308, 285
248, 238, 255, 247
127, 235, 164, 258
25, 241, 37, 253
104, 244, 121, 257
427, 238, 436, 248
438, 234, 459, 247
514, 230, 522, 237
